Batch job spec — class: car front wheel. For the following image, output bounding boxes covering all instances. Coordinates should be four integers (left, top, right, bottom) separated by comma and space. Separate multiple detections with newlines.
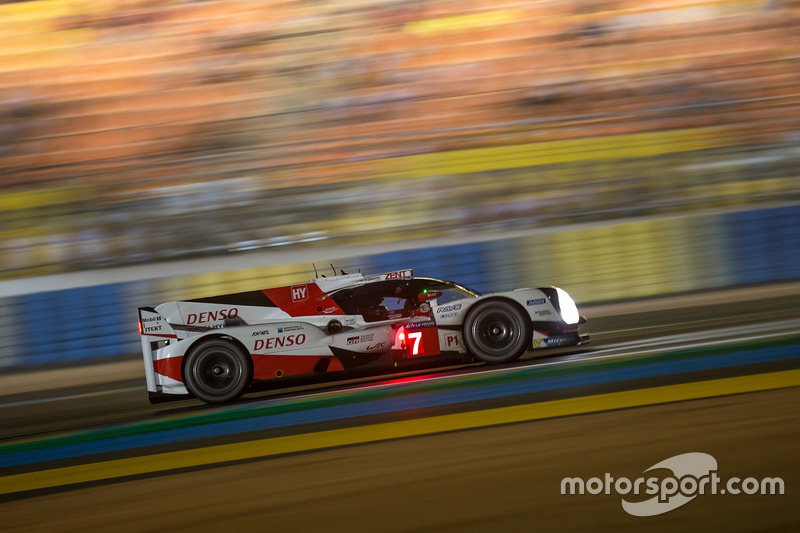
463, 299, 532, 364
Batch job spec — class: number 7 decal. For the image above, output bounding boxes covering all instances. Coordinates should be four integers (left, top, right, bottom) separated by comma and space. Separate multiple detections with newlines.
408, 331, 423, 355
404, 327, 440, 358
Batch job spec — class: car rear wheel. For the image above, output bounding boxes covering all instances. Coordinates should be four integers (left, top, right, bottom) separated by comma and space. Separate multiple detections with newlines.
184, 339, 252, 404
463, 299, 531, 364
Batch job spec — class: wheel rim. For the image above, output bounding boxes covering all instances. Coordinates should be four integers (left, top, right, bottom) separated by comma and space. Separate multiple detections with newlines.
469, 307, 523, 356
190, 348, 242, 395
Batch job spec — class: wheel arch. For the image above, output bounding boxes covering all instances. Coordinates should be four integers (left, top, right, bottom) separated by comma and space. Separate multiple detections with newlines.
465, 295, 532, 326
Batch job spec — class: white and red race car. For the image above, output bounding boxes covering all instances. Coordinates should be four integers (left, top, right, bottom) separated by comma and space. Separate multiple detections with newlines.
138, 269, 589, 404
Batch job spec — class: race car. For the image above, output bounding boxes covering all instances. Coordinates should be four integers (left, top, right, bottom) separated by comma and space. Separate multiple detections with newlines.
138, 269, 589, 404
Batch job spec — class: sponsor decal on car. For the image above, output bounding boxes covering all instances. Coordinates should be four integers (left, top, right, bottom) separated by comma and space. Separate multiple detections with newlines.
362, 269, 413, 282
527, 298, 546, 306
347, 333, 375, 345
383, 269, 413, 280
141, 314, 168, 334
436, 304, 462, 313
367, 342, 387, 350
291, 285, 308, 302
532, 334, 576, 348
187, 308, 239, 324
254, 334, 306, 350
187, 322, 241, 332
278, 325, 303, 333
405, 319, 436, 330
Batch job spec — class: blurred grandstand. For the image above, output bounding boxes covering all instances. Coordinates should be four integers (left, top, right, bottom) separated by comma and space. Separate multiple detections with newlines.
1, 0, 799, 279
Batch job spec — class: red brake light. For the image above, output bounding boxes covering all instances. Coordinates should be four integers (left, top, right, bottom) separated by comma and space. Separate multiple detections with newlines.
396, 327, 406, 348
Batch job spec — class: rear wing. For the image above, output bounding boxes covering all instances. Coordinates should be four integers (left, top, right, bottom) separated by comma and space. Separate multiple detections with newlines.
137, 307, 178, 395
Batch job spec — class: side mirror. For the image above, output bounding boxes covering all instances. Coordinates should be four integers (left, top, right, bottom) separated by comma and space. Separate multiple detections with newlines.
418, 290, 443, 303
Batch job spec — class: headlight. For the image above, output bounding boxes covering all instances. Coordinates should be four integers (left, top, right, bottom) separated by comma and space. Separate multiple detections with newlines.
556, 288, 580, 325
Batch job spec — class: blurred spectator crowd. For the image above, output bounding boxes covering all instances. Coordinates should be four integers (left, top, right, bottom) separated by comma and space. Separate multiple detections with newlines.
1, 0, 799, 278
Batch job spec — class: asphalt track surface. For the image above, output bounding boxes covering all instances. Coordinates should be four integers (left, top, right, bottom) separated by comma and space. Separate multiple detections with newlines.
1, 282, 799, 532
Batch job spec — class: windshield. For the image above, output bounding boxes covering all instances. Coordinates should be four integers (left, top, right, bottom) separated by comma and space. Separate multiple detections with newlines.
415, 278, 480, 305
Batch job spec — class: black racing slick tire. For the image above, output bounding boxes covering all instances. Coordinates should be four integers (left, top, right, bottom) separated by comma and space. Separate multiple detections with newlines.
463, 299, 532, 364
183, 339, 252, 404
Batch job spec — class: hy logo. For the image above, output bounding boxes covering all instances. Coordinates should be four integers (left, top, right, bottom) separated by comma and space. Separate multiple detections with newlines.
291, 285, 308, 302
622, 452, 717, 517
